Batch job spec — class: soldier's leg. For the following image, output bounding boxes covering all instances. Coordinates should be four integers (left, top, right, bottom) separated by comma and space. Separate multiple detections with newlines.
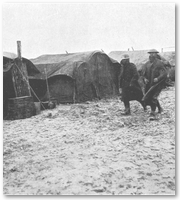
149, 96, 159, 120
121, 100, 131, 115
153, 88, 163, 113
157, 100, 163, 113
139, 100, 147, 111
150, 103, 156, 117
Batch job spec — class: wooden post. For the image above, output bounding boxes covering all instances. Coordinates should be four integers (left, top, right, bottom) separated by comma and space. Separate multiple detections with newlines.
17, 41, 22, 61
11, 41, 31, 97
45, 68, 51, 102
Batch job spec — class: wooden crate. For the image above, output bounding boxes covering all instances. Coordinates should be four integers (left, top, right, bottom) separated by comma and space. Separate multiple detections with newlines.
7, 96, 35, 120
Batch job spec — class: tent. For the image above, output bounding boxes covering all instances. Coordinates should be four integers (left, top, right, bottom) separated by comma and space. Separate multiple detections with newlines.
3, 55, 41, 118
30, 51, 120, 103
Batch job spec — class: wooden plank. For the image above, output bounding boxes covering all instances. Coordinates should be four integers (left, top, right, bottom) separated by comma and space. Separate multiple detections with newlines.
11, 62, 30, 97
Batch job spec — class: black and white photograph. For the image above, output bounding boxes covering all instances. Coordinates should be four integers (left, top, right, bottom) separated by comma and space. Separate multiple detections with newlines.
2, 1, 175, 195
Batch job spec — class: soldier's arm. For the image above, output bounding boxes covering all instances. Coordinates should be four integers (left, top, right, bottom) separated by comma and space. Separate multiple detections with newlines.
156, 63, 168, 82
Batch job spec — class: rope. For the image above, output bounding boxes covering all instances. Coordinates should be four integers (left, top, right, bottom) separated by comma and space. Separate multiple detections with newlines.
14, 63, 46, 110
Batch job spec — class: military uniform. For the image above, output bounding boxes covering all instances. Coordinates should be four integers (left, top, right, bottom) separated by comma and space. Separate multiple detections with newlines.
142, 49, 167, 117
118, 55, 145, 115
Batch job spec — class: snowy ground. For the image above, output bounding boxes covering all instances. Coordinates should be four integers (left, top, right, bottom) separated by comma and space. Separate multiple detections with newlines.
3, 86, 175, 195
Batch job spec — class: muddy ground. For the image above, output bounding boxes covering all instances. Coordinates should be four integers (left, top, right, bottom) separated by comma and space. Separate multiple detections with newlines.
3, 86, 175, 195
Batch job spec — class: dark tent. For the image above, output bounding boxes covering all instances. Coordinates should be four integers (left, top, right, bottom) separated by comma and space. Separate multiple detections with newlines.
3, 55, 41, 118
30, 51, 120, 103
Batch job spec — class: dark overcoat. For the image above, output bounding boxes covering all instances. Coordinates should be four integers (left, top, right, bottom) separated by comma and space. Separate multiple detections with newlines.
118, 62, 143, 102
142, 58, 167, 104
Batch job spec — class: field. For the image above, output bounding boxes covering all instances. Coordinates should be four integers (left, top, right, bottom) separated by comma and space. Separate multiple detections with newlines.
3, 86, 175, 195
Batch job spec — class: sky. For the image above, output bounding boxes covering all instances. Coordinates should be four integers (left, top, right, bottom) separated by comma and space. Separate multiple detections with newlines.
2, 2, 175, 59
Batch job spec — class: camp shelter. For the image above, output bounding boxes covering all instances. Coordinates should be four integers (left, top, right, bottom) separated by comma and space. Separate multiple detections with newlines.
108, 50, 175, 71
30, 51, 120, 103
3, 52, 17, 59
3, 54, 41, 119
160, 51, 175, 67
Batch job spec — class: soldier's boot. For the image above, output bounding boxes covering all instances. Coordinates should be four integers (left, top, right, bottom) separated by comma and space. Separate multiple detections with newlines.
121, 107, 131, 115
121, 101, 131, 115
149, 103, 158, 120
158, 106, 163, 113
149, 111, 156, 117
149, 111, 158, 120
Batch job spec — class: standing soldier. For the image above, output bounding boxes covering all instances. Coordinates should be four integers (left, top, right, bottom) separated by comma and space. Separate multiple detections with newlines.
118, 54, 145, 115
142, 49, 168, 119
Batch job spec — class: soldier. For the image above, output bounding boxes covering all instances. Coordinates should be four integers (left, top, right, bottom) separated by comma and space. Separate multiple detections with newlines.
118, 54, 145, 115
142, 49, 168, 119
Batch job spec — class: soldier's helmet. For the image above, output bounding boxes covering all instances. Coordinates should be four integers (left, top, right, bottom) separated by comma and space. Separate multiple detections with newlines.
147, 49, 159, 53
121, 54, 130, 60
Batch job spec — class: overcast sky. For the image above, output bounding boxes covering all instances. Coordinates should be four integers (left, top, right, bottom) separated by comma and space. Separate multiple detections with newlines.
2, 2, 175, 59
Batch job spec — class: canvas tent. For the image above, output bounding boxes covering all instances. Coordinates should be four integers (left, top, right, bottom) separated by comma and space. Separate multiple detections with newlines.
3, 54, 41, 118
3, 52, 17, 59
30, 51, 120, 103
